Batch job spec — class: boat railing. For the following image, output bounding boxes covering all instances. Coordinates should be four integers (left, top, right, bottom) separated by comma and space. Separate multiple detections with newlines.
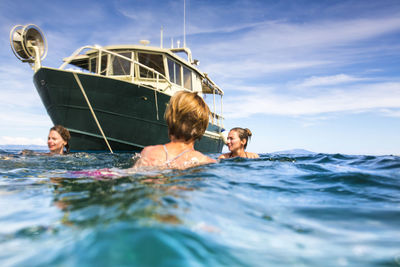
209, 111, 224, 129
60, 45, 172, 92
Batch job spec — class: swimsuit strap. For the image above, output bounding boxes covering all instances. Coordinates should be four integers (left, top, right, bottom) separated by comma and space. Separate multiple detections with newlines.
163, 145, 193, 166
163, 144, 169, 161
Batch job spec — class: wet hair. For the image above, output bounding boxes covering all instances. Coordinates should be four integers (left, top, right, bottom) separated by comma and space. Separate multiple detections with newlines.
50, 125, 71, 153
165, 91, 210, 141
230, 127, 252, 149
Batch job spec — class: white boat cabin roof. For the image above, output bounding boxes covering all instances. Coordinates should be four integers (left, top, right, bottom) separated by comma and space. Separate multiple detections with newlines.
63, 44, 223, 96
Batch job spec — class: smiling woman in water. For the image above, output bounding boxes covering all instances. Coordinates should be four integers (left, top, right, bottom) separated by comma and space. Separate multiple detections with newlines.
19, 125, 71, 156
47, 125, 71, 155
218, 127, 259, 159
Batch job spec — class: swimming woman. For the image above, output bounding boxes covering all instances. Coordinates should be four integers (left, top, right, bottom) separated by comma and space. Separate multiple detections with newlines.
47, 125, 71, 155
19, 125, 71, 156
218, 127, 259, 159
133, 91, 216, 169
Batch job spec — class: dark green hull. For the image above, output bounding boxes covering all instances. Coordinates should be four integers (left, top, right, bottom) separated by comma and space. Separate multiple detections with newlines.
33, 67, 224, 153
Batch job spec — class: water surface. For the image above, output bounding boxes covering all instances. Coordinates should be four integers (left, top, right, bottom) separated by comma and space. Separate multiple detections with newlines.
1, 150, 399, 266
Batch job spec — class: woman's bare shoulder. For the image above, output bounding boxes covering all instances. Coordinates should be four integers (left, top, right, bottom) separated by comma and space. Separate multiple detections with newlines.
134, 145, 166, 167
246, 152, 259, 158
218, 153, 230, 159
140, 145, 164, 156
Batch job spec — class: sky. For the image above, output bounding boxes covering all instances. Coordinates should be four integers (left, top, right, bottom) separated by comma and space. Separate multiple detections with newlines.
0, 0, 400, 155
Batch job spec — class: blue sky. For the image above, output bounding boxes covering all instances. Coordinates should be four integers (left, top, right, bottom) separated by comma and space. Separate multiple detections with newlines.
1, 0, 400, 155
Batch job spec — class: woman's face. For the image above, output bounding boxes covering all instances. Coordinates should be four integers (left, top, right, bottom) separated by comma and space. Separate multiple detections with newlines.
227, 130, 246, 152
47, 130, 66, 154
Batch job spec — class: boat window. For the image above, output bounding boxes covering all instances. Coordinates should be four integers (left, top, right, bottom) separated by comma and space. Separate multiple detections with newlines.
138, 53, 165, 78
183, 66, 192, 90
90, 57, 97, 73
167, 58, 182, 86
100, 55, 108, 75
69, 59, 89, 71
112, 52, 131, 76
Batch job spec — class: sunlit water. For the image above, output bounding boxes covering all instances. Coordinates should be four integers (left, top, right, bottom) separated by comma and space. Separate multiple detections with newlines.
1, 150, 399, 266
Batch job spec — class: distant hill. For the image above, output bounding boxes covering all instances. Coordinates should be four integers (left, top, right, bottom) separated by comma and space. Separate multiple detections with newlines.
272, 148, 316, 155
0, 144, 47, 151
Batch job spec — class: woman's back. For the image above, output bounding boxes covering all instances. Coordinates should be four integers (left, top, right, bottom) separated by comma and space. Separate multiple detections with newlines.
134, 143, 216, 169
133, 91, 216, 170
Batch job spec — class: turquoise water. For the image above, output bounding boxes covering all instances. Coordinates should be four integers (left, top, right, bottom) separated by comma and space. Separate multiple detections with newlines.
1, 150, 400, 266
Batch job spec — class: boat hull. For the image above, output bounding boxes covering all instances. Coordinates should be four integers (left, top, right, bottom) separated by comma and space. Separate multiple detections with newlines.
33, 67, 224, 153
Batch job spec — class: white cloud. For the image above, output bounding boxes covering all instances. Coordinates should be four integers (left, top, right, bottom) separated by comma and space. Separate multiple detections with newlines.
193, 15, 400, 80
299, 74, 368, 87
205, 16, 400, 53
0, 90, 43, 109
0, 65, 33, 88
223, 82, 400, 118
379, 109, 400, 118
0, 111, 51, 127
0, 136, 46, 146
205, 60, 330, 79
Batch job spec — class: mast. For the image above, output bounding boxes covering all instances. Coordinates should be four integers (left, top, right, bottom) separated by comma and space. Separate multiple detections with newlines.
183, 0, 186, 48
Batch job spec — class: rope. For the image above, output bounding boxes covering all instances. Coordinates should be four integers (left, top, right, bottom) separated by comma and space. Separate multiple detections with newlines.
72, 72, 114, 153
154, 90, 159, 120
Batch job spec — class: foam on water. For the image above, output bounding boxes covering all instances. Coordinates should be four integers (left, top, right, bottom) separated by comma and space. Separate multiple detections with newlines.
1, 150, 400, 266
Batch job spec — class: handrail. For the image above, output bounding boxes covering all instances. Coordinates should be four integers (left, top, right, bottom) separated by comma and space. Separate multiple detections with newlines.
60, 45, 173, 92
203, 74, 224, 96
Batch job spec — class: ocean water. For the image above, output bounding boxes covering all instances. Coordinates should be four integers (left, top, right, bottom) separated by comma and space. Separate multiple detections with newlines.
0, 150, 399, 267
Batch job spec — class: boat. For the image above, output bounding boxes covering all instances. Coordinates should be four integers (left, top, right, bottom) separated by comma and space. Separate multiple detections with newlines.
9, 24, 225, 153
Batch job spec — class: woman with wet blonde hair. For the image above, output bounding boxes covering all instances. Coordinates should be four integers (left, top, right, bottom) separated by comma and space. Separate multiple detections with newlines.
133, 91, 216, 169
218, 127, 259, 159
164, 91, 210, 142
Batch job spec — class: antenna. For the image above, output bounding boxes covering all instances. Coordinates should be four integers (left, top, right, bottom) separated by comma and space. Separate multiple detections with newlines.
183, 0, 186, 48
160, 26, 163, 48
